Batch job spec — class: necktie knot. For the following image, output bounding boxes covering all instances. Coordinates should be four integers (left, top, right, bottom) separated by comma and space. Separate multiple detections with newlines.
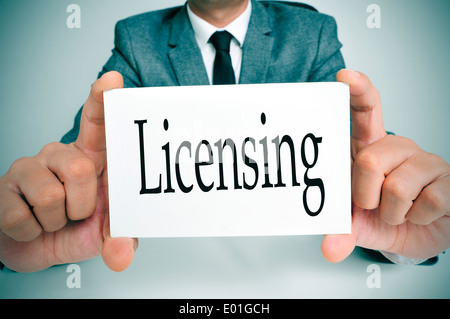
210, 31, 233, 52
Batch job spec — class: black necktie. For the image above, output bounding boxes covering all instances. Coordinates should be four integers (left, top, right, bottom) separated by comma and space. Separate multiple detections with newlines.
209, 31, 236, 85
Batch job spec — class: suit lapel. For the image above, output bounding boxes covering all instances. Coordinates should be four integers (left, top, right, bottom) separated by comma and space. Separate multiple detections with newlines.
168, 5, 209, 86
167, 1, 273, 86
239, 0, 274, 84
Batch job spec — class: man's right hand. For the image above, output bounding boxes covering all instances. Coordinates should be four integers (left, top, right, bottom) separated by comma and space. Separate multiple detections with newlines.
0, 71, 138, 273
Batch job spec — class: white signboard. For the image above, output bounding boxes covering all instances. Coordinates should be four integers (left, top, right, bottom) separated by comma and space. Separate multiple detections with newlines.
104, 83, 351, 238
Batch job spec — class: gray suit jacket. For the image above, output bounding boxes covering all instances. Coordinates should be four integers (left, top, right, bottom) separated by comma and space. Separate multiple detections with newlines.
61, 0, 345, 143
56, 1, 442, 266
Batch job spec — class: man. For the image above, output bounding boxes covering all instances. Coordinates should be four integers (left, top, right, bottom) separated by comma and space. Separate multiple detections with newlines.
0, 0, 448, 272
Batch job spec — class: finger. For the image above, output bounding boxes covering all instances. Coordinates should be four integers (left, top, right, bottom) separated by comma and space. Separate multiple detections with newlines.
37, 143, 97, 221
102, 237, 138, 272
11, 158, 68, 233
0, 183, 42, 242
380, 152, 449, 225
100, 187, 138, 272
75, 71, 124, 156
322, 205, 395, 263
336, 69, 386, 147
406, 174, 450, 225
352, 135, 418, 210
321, 233, 356, 263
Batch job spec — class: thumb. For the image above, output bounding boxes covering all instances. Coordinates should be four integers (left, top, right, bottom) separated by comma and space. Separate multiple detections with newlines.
337, 69, 386, 149
326, 69, 387, 263
321, 233, 356, 263
74, 71, 132, 272
102, 237, 137, 272
74, 71, 124, 158
100, 173, 138, 272
102, 224, 138, 272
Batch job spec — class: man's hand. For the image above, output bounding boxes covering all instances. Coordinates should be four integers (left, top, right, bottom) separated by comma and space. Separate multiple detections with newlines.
0, 71, 138, 272
321, 69, 450, 263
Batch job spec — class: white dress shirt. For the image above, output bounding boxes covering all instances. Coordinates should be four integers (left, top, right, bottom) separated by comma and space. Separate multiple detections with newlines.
187, 1, 252, 84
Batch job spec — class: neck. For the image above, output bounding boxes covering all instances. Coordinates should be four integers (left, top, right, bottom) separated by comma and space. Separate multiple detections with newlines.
188, 0, 249, 28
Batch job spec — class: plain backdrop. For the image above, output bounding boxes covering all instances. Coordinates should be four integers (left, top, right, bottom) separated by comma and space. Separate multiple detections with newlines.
0, 0, 449, 299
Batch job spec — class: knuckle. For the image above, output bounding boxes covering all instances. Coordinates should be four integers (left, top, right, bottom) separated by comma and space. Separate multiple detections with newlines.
9, 157, 34, 174
34, 184, 66, 209
403, 137, 418, 149
421, 187, 446, 212
1, 208, 29, 232
1, 210, 42, 242
383, 177, 412, 201
387, 135, 417, 149
40, 142, 63, 155
354, 149, 381, 174
426, 153, 449, 170
65, 158, 96, 181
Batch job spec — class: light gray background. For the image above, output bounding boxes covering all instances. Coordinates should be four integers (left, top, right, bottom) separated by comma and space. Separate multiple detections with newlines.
0, 0, 449, 299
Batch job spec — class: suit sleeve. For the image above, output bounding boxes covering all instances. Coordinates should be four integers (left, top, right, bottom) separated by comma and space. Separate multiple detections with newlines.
308, 15, 345, 82
60, 19, 142, 144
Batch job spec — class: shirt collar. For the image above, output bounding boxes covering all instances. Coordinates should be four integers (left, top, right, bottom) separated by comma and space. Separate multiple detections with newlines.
187, 0, 252, 49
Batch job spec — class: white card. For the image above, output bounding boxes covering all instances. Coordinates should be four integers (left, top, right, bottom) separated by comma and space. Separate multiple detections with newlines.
104, 83, 351, 238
